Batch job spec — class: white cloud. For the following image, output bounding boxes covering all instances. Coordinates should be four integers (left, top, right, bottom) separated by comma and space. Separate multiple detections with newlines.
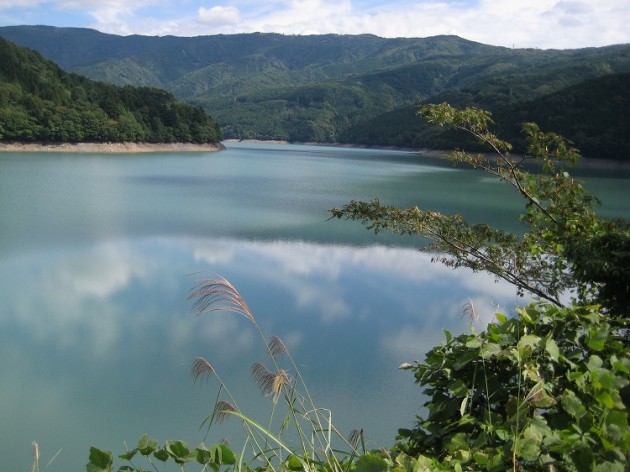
193, 241, 237, 265
198, 5, 241, 25
0, 0, 46, 6
1, 0, 628, 47
189, 238, 521, 328
58, 244, 150, 298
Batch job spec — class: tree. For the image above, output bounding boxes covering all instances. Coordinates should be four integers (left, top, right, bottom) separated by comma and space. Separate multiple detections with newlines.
0, 37, 223, 144
331, 103, 629, 470
331, 103, 629, 318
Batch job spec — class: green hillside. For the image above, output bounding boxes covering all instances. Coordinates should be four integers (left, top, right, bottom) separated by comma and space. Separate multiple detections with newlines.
1, 26, 628, 158
0, 36, 222, 144
339, 73, 630, 160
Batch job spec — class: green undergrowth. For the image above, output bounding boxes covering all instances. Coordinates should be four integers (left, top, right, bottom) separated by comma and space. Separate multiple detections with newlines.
396, 302, 629, 471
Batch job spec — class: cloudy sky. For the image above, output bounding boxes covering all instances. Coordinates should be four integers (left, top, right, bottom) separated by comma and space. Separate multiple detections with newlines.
1, 0, 628, 49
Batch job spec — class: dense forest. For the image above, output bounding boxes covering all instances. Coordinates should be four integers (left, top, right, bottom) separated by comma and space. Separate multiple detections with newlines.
1, 26, 628, 159
339, 73, 630, 160
0, 37, 222, 144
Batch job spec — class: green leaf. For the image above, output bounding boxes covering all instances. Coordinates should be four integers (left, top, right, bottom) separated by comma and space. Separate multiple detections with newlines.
586, 325, 609, 351
495, 429, 510, 440
452, 350, 478, 370
562, 393, 586, 419
87, 447, 113, 472
355, 453, 388, 472
611, 356, 630, 374
153, 448, 169, 462
594, 461, 626, 472
118, 449, 137, 461
517, 437, 540, 462
518, 334, 541, 356
448, 379, 469, 397
605, 410, 628, 429
531, 388, 556, 408
480, 342, 501, 359
495, 312, 507, 324
465, 338, 481, 349
587, 355, 604, 371
195, 443, 212, 465
209, 444, 236, 465
446, 432, 469, 453
137, 434, 158, 456
286, 454, 304, 471
165, 440, 192, 464
413, 454, 440, 471
595, 391, 615, 409
544, 338, 560, 361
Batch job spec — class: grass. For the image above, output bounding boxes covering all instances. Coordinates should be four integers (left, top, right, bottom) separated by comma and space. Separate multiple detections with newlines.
185, 274, 364, 471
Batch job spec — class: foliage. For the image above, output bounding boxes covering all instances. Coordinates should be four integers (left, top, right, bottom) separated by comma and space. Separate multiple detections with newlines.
2, 26, 629, 155
87, 435, 237, 472
331, 104, 630, 469
395, 302, 629, 471
491, 73, 630, 160
0, 37, 222, 144
339, 73, 630, 161
331, 103, 629, 316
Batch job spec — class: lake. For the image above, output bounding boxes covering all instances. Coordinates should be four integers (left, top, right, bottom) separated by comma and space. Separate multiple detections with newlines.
1, 142, 629, 471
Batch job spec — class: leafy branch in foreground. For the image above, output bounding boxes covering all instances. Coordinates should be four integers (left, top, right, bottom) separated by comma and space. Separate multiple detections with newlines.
331, 103, 629, 470
330, 103, 629, 316
396, 302, 630, 471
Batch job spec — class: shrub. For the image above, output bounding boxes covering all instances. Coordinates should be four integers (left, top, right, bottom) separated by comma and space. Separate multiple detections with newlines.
396, 302, 629, 471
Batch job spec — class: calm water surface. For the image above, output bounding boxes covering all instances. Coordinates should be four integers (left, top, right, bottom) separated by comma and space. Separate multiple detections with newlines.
1, 143, 628, 471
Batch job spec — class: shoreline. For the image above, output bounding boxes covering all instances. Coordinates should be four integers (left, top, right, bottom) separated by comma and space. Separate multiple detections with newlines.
225, 139, 630, 171
2, 140, 627, 170
0, 141, 225, 153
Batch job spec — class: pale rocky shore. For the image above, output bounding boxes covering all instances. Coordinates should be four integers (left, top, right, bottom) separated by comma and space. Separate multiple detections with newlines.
0, 141, 225, 153
2, 140, 627, 170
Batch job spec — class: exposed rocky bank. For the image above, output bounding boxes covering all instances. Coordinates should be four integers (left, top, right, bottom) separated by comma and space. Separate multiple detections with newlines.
0, 142, 225, 153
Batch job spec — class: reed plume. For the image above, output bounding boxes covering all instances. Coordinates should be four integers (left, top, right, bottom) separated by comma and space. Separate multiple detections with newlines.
463, 298, 479, 325
191, 357, 215, 384
188, 274, 363, 470
267, 335, 288, 360
213, 400, 238, 424
251, 363, 292, 404
188, 275, 255, 323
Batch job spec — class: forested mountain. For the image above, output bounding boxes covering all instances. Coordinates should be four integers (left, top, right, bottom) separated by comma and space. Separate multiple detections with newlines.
340, 73, 630, 161
1, 26, 628, 159
0, 36, 221, 144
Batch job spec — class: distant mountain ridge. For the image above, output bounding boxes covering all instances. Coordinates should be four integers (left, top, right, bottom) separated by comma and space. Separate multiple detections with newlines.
0, 26, 500, 81
2, 25, 628, 159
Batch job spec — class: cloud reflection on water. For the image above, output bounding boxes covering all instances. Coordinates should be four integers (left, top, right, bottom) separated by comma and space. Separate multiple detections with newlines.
0, 235, 524, 471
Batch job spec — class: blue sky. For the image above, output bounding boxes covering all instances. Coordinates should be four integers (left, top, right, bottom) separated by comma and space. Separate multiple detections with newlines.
1, 0, 629, 49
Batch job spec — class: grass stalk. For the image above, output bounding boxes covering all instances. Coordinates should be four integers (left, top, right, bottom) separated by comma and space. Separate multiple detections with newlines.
188, 274, 360, 471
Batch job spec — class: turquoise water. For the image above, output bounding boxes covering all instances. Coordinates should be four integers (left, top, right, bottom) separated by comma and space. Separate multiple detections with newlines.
0, 143, 628, 470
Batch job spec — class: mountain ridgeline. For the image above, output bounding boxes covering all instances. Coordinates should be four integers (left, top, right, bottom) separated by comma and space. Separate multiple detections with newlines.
0, 36, 222, 144
0, 26, 629, 159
